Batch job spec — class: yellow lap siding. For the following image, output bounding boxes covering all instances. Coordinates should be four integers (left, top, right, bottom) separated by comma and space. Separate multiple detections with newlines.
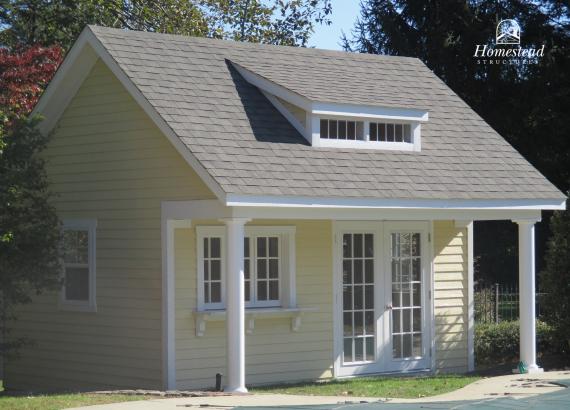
433, 221, 469, 373
4, 59, 215, 392
174, 220, 333, 389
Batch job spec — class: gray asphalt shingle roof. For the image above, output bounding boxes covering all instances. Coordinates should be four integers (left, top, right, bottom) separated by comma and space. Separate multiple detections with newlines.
89, 26, 564, 201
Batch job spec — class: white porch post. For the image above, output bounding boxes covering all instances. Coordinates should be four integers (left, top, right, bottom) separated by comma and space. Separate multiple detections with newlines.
514, 219, 543, 373
223, 218, 250, 392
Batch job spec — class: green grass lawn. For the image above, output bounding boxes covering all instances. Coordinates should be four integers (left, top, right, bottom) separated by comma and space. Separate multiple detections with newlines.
251, 375, 481, 399
0, 381, 151, 410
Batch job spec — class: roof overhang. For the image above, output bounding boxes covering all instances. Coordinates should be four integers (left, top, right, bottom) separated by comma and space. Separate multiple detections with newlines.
224, 194, 566, 210
163, 198, 565, 223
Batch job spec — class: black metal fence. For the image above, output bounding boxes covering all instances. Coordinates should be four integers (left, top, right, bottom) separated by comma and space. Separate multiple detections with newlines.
474, 283, 546, 324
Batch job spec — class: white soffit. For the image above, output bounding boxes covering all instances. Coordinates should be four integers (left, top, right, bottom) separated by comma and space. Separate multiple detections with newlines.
225, 194, 567, 211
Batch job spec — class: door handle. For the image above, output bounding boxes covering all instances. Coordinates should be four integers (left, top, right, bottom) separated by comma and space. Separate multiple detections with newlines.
385, 303, 393, 311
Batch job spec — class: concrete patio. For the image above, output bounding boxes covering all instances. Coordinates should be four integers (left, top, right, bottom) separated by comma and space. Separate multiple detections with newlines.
70, 371, 570, 409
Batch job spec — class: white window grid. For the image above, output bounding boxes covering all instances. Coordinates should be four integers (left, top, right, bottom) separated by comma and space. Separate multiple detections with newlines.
369, 122, 412, 143
203, 236, 223, 305
320, 119, 364, 140
342, 233, 375, 364
390, 232, 422, 360
196, 226, 295, 311
60, 219, 97, 312
245, 236, 281, 307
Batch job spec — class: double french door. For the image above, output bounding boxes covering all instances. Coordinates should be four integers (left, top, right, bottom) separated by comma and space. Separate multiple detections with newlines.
334, 222, 431, 376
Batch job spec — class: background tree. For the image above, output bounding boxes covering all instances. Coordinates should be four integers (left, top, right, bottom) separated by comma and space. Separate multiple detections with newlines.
0, 0, 332, 49
0, 0, 210, 49
344, 0, 570, 285
0, 45, 64, 354
202, 0, 332, 46
541, 199, 570, 352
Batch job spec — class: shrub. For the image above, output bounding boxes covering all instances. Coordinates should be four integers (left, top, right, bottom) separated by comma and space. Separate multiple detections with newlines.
475, 320, 555, 365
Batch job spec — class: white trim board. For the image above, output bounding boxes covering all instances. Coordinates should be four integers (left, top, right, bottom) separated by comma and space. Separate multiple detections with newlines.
225, 195, 566, 211
455, 220, 475, 372
161, 214, 192, 390
262, 91, 311, 143
161, 200, 546, 222
332, 221, 433, 377
31, 26, 226, 203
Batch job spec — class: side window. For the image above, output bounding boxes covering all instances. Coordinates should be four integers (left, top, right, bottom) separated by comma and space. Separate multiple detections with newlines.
203, 236, 223, 306
244, 236, 281, 307
197, 227, 295, 311
197, 227, 225, 310
61, 220, 97, 312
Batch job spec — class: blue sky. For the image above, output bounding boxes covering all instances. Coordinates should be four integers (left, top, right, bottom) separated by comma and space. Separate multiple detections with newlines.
309, 1, 361, 50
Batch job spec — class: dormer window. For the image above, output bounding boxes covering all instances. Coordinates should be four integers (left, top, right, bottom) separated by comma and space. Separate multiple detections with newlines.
370, 122, 412, 143
316, 117, 421, 151
320, 119, 364, 140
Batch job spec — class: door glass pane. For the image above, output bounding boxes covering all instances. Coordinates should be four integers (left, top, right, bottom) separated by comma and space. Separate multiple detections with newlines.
343, 260, 352, 283
365, 337, 375, 361
355, 338, 364, 361
403, 334, 412, 357
244, 238, 251, 302
343, 285, 352, 310
344, 338, 353, 362
365, 285, 374, 309
364, 234, 373, 257
413, 334, 422, 356
354, 260, 363, 283
211, 238, 221, 258
342, 233, 375, 364
365, 310, 374, 334
344, 312, 353, 336
391, 231, 422, 359
354, 234, 363, 257
365, 260, 373, 283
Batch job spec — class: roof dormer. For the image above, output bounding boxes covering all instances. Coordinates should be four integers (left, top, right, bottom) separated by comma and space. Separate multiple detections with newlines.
231, 61, 428, 152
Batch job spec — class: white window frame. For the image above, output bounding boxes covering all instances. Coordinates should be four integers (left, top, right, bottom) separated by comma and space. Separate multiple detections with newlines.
196, 226, 226, 310
196, 226, 296, 311
315, 116, 422, 152
59, 219, 97, 312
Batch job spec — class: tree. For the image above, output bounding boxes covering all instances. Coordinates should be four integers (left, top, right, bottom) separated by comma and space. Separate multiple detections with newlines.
0, 1, 332, 50
0, 45, 64, 355
541, 202, 570, 352
0, 45, 63, 116
344, 0, 570, 285
202, 0, 332, 46
0, 0, 210, 49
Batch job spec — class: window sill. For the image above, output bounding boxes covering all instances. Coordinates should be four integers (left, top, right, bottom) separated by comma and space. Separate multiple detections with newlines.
317, 139, 419, 151
193, 307, 317, 337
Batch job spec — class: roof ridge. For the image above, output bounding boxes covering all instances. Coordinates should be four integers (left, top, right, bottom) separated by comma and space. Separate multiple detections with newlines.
87, 25, 423, 64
